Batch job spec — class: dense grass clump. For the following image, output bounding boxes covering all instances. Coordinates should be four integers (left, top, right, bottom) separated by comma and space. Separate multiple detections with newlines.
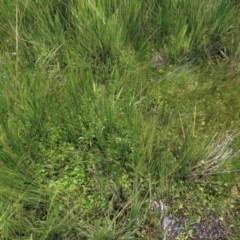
0, 0, 240, 239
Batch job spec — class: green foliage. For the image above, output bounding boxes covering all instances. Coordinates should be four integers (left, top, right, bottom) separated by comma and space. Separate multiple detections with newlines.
0, 0, 240, 239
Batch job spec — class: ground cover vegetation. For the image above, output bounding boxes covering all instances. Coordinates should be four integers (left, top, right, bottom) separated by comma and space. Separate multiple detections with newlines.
0, 0, 240, 239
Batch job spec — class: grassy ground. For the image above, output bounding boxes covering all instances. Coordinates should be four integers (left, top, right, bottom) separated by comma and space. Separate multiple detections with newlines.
0, 0, 240, 239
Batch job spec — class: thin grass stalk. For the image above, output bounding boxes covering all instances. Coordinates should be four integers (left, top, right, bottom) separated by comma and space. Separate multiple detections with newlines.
15, 0, 19, 82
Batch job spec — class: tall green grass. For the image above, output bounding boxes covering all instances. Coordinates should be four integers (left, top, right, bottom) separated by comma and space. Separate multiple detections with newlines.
0, 0, 240, 239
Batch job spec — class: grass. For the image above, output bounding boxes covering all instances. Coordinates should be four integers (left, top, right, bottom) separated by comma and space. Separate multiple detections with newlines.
0, 0, 240, 239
